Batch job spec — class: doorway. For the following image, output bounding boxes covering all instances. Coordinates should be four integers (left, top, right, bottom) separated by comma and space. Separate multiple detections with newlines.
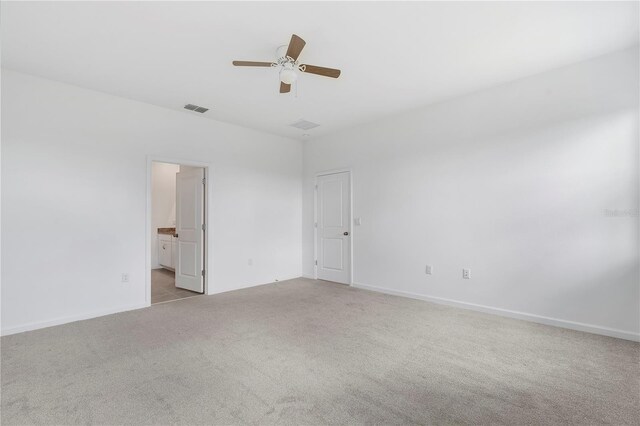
149, 161, 207, 304
315, 170, 352, 284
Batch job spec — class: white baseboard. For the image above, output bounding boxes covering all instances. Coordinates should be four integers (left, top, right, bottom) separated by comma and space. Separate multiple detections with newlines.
6, 281, 635, 342
1, 302, 148, 337
278, 275, 307, 282
351, 282, 640, 342
301, 274, 316, 279
207, 275, 306, 295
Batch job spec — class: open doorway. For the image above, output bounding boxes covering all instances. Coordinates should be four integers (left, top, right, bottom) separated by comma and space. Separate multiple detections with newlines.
150, 161, 207, 304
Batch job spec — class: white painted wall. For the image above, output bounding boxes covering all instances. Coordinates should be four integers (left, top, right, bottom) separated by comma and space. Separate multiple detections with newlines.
1, 70, 303, 334
303, 48, 640, 340
151, 162, 179, 269
2, 48, 638, 340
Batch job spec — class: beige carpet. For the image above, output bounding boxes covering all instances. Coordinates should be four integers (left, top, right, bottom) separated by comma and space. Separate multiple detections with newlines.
2, 278, 638, 425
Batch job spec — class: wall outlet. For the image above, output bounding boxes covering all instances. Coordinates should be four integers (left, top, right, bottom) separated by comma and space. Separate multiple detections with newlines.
462, 269, 471, 279
425, 265, 433, 275
121, 273, 129, 283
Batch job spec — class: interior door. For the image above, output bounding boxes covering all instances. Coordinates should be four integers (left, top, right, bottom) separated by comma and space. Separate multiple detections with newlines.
317, 171, 351, 284
175, 167, 204, 293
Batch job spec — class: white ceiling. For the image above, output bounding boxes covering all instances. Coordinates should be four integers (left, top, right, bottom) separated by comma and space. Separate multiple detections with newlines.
2, 1, 638, 140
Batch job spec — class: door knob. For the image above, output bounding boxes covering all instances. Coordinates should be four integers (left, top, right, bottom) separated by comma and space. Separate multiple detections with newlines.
343, 231, 349, 236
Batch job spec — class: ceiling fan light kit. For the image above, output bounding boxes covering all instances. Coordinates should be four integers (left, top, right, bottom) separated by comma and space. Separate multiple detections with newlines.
279, 63, 298, 85
233, 34, 341, 94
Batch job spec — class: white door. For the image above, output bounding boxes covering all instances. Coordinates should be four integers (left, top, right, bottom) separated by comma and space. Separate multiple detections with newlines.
316, 171, 351, 284
175, 167, 205, 293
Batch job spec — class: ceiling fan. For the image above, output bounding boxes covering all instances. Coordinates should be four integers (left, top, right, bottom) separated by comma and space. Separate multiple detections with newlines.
232, 34, 341, 93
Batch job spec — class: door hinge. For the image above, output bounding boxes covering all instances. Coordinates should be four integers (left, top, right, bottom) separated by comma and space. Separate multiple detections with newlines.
202, 223, 206, 231
315, 184, 318, 190
314, 222, 317, 228
202, 177, 206, 185
315, 260, 318, 265
202, 269, 205, 276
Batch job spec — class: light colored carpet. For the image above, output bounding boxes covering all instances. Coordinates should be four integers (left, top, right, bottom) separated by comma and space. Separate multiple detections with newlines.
2, 278, 638, 425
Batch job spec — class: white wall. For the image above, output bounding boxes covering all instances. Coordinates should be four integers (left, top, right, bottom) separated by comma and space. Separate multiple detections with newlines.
151, 162, 179, 269
1, 70, 303, 334
303, 48, 640, 340
3, 49, 638, 340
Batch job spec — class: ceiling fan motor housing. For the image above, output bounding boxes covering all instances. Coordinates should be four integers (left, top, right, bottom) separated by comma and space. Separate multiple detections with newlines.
276, 45, 290, 62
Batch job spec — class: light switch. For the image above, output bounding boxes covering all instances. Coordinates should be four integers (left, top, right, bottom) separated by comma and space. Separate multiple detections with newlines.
354, 217, 362, 226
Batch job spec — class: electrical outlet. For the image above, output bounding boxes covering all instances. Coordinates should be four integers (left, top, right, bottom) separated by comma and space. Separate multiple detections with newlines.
462, 269, 471, 279
121, 273, 129, 283
426, 265, 433, 275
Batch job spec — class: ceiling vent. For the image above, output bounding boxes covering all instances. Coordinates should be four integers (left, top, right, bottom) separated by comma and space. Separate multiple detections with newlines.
184, 104, 209, 113
290, 119, 320, 130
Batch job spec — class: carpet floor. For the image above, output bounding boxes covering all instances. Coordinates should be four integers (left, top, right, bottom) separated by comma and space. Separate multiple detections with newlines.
2, 278, 638, 425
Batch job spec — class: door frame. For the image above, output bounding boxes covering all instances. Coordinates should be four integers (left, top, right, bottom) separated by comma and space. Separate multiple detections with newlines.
145, 156, 212, 306
313, 168, 353, 285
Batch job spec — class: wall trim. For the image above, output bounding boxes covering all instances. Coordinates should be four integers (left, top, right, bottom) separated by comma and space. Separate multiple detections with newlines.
1, 302, 148, 337
206, 275, 305, 295
277, 275, 305, 282
2, 274, 308, 336
351, 282, 640, 342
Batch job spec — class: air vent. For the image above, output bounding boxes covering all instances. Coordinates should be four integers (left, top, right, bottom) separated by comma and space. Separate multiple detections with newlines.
184, 104, 209, 113
290, 119, 320, 130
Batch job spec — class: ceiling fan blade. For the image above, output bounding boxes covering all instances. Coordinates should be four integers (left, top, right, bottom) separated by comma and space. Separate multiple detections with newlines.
300, 64, 341, 78
285, 34, 306, 61
280, 82, 291, 93
232, 61, 273, 67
